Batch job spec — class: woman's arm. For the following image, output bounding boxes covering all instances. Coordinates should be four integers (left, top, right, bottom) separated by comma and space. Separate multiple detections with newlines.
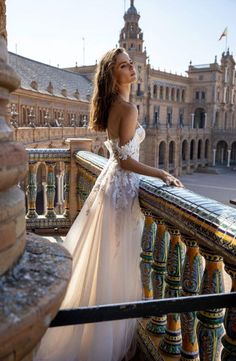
118, 104, 184, 187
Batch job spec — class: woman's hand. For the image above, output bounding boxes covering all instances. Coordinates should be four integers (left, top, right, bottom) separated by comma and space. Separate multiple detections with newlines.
161, 171, 184, 188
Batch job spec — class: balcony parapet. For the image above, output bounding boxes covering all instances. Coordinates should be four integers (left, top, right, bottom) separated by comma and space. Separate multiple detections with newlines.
75, 150, 236, 264
26, 148, 71, 232
74, 149, 236, 360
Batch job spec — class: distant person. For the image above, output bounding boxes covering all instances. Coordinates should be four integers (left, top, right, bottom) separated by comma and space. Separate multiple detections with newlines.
35, 47, 183, 361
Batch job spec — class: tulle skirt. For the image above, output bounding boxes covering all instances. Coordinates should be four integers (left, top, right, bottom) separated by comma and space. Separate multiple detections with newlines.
35, 164, 144, 361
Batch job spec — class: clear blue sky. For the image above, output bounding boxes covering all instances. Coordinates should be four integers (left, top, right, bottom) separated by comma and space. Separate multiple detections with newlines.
6, 0, 236, 75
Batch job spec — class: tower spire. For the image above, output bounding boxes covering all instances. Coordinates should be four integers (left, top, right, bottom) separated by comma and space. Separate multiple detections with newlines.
131, 0, 134, 6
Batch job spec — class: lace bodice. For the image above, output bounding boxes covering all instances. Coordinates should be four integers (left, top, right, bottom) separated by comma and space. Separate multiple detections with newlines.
85, 125, 145, 211
104, 125, 145, 162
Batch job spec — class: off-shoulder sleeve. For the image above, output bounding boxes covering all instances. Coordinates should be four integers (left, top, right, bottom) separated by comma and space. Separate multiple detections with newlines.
115, 135, 137, 160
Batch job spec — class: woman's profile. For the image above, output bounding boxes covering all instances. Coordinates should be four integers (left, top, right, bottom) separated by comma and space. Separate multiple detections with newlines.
35, 47, 183, 361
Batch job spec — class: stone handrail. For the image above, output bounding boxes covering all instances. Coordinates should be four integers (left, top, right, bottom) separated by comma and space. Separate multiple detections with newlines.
74, 149, 236, 361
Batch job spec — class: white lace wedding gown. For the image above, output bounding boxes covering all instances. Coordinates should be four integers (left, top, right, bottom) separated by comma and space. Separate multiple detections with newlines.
35, 125, 145, 361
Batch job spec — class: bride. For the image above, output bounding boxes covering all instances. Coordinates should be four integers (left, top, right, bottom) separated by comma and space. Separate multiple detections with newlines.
35, 47, 183, 361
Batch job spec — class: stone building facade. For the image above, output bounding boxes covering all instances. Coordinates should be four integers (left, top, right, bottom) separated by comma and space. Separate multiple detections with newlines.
70, 0, 236, 175
9, 0, 236, 175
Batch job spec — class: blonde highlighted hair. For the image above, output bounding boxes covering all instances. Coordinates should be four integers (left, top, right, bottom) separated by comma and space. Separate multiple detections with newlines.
89, 47, 125, 131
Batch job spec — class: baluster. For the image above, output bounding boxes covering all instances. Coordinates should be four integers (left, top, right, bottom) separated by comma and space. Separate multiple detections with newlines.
77, 167, 84, 212
221, 264, 236, 361
197, 248, 225, 361
180, 235, 203, 361
147, 218, 169, 334
26, 161, 39, 218
45, 162, 57, 218
159, 226, 185, 356
63, 162, 70, 218
140, 212, 156, 300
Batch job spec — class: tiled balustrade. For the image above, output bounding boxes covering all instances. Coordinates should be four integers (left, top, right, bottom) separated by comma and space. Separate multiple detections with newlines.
24, 145, 236, 360
26, 148, 72, 231
73, 150, 236, 361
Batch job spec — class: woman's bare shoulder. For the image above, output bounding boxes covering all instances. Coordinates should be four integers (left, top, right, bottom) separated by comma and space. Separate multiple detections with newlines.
116, 100, 138, 119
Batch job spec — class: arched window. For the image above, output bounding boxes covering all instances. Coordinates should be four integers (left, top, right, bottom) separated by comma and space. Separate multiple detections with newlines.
194, 108, 205, 128
153, 84, 157, 99
190, 140, 195, 160
182, 140, 188, 161
159, 141, 166, 166
169, 141, 175, 164
160, 86, 163, 100
198, 139, 202, 159
165, 87, 169, 100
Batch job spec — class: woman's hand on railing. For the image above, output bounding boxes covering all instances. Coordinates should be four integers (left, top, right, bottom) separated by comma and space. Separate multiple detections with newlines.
161, 171, 184, 188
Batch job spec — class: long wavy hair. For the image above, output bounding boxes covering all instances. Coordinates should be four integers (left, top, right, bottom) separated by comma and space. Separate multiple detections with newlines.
89, 47, 125, 131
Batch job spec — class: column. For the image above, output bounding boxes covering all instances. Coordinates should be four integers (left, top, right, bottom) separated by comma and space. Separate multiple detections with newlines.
140, 213, 156, 300
147, 218, 169, 334
63, 162, 70, 218
221, 264, 236, 360
45, 162, 57, 218
204, 113, 207, 128
180, 235, 203, 361
191, 113, 195, 129
26, 162, 39, 218
159, 226, 185, 356
227, 149, 231, 167
197, 248, 225, 360
212, 149, 216, 166
42, 181, 47, 214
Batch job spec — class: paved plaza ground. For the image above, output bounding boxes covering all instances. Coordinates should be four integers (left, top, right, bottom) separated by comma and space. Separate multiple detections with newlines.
180, 167, 236, 208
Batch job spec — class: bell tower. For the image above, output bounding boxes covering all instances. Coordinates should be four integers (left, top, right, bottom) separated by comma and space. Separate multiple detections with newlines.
119, 0, 148, 125
119, 0, 144, 54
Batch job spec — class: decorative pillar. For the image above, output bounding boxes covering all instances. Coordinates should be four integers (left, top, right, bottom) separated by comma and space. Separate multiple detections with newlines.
42, 181, 47, 214
26, 162, 39, 218
63, 162, 70, 218
191, 113, 195, 129
221, 264, 236, 360
45, 162, 57, 218
197, 248, 225, 361
180, 235, 203, 361
204, 113, 207, 128
227, 149, 231, 167
56, 170, 64, 214
212, 149, 216, 166
147, 218, 169, 334
140, 213, 156, 300
159, 227, 185, 356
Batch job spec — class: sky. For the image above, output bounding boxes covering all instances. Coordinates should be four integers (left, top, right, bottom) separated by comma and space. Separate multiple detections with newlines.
6, 0, 236, 75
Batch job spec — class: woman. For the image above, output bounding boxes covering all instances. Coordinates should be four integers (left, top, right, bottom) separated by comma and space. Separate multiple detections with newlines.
35, 48, 183, 361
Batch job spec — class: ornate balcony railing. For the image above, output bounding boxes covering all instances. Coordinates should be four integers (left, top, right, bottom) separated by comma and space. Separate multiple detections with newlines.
73, 149, 236, 361
26, 148, 72, 232
24, 144, 236, 360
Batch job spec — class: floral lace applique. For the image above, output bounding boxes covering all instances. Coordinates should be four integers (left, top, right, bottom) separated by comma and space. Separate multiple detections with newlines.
113, 135, 138, 160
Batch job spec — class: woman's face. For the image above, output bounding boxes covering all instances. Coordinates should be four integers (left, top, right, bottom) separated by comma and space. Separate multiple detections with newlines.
113, 51, 136, 86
